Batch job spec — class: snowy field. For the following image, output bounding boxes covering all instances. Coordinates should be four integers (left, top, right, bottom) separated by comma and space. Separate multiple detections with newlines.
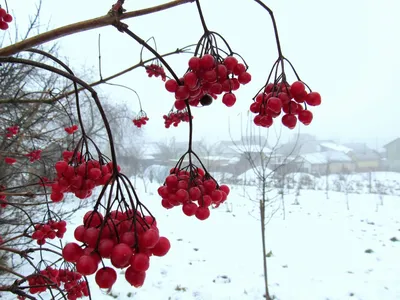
16, 173, 400, 300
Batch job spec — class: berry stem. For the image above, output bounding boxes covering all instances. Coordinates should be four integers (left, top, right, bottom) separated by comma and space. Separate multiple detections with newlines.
195, 0, 209, 33
121, 26, 182, 84
253, 0, 283, 59
185, 101, 194, 153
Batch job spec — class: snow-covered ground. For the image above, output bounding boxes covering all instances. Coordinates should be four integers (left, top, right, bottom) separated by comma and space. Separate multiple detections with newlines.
16, 172, 400, 299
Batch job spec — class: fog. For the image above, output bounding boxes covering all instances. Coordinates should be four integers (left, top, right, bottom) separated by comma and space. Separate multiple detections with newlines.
7, 0, 400, 149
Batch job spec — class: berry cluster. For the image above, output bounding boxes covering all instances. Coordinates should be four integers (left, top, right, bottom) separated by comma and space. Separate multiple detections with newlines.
31, 220, 67, 245
5, 125, 18, 138
250, 81, 321, 129
145, 64, 167, 81
0, 185, 6, 208
65, 125, 79, 135
25, 149, 42, 162
4, 157, 16, 165
133, 116, 149, 128
164, 54, 251, 109
27, 267, 88, 300
51, 151, 120, 202
0, 8, 12, 31
62, 210, 171, 289
157, 167, 230, 220
163, 110, 192, 128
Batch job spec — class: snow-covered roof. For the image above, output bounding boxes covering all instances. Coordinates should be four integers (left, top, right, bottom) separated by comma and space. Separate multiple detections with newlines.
301, 151, 352, 164
203, 156, 231, 161
228, 144, 272, 154
320, 142, 353, 154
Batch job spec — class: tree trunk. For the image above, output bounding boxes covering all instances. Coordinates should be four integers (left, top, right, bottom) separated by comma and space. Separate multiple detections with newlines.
260, 182, 271, 300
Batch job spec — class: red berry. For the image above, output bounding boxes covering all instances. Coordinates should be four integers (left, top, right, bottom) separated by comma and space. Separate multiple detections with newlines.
267, 97, 282, 113
238, 72, 251, 84
130, 253, 150, 272
222, 93, 236, 107
199, 54, 215, 69
182, 202, 198, 216
125, 267, 146, 288
95, 267, 117, 289
3, 14, 12, 23
298, 110, 313, 125
305, 92, 321, 106
183, 72, 198, 89
62, 242, 83, 263
282, 114, 297, 129
0, 21, 8, 30
140, 229, 159, 249
188, 56, 201, 71
111, 243, 133, 268
195, 207, 210, 220
76, 255, 98, 275
152, 237, 171, 257
165, 79, 178, 93
224, 56, 238, 71
290, 81, 306, 97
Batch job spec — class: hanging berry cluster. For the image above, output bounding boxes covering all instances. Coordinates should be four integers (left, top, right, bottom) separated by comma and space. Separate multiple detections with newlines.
25, 149, 42, 162
251, 55, 322, 129
132, 110, 149, 128
63, 207, 170, 289
65, 125, 79, 135
157, 151, 230, 220
27, 266, 88, 299
163, 108, 192, 128
4, 125, 19, 138
145, 63, 167, 81
165, 53, 251, 109
0, 7, 12, 31
31, 220, 67, 245
51, 150, 120, 202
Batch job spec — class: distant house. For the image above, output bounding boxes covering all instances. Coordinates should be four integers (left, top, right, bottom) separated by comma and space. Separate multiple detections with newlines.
300, 151, 355, 175
343, 143, 382, 172
383, 138, 400, 171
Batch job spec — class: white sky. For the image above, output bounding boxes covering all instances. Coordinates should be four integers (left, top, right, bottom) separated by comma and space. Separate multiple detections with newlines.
4, 0, 400, 149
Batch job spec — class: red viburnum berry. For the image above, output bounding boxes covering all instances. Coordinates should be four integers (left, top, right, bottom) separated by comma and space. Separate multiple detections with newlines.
95, 267, 117, 289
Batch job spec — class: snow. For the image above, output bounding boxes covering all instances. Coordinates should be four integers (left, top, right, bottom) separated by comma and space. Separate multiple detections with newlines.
14, 172, 400, 300
320, 142, 353, 154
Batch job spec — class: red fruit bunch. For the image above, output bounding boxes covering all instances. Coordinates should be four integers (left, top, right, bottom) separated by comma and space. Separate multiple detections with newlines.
50, 150, 120, 202
25, 149, 42, 162
65, 125, 79, 135
27, 267, 88, 299
163, 109, 192, 128
31, 220, 67, 245
133, 116, 149, 128
5, 125, 19, 138
165, 54, 251, 109
158, 167, 230, 220
62, 209, 171, 289
0, 185, 6, 208
4, 157, 16, 165
0, 8, 12, 31
250, 80, 321, 129
145, 64, 167, 82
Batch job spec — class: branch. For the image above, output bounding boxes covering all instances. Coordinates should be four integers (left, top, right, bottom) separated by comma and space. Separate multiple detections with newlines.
0, 0, 195, 57
0, 46, 193, 104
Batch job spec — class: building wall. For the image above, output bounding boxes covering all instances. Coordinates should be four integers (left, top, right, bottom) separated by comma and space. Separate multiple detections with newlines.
355, 160, 380, 171
386, 141, 400, 161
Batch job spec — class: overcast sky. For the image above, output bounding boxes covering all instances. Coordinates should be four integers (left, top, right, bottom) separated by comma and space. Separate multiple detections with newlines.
5, 0, 400, 149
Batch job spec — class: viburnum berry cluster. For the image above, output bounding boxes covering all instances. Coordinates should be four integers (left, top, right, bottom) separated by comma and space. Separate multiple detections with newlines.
0, 185, 6, 208
62, 209, 170, 289
164, 54, 251, 109
5, 125, 19, 138
25, 149, 42, 162
132, 111, 149, 128
163, 108, 192, 128
51, 150, 120, 202
145, 64, 166, 81
31, 220, 67, 245
0, 7, 12, 31
27, 266, 89, 299
251, 80, 321, 129
4, 157, 16, 165
65, 125, 79, 135
157, 155, 230, 220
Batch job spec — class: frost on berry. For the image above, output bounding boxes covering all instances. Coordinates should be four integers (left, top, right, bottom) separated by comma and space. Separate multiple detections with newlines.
157, 151, 230, 220
250, 57, 321, 129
